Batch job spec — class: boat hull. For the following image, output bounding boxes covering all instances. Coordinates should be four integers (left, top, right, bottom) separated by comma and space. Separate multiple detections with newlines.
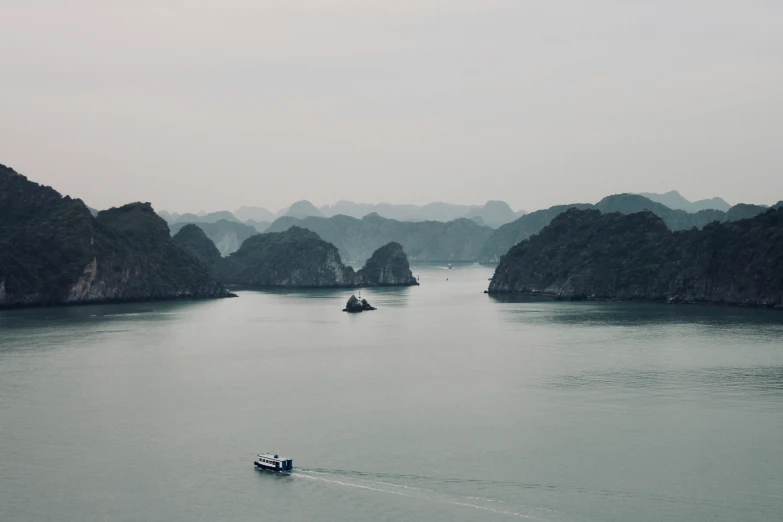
254, 461, 284, 472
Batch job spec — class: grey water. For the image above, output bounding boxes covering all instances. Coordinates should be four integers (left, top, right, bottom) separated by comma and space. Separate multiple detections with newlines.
1, 263, 782, 522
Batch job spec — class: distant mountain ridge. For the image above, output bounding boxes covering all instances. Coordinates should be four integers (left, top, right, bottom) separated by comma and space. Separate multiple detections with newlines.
160, 199, 527, 231
266, 213, 494, 263
173, 211, 240, 224
285, 200, 325, 219
152, 194, 776, 267
319, 200, 525, 228
638, 190, 731, 212
234, 206, 276, 223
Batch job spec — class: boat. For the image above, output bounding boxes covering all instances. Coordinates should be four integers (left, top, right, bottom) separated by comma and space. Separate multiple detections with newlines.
254, 453, 293, 472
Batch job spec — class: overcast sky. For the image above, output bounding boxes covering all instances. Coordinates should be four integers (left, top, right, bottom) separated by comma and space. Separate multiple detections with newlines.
1, 0, 781, 213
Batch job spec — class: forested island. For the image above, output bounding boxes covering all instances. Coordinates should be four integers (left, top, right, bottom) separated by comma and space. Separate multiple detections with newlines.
488, 207, 783, 308
0, 165, 232, 308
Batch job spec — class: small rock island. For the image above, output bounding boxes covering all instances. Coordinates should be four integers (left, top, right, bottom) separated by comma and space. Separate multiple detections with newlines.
343, 295, 377, 313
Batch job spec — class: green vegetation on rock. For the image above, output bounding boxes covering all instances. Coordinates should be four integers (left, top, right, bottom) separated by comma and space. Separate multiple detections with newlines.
0, 164, 231, 308
489, 207, 783, 308
356, 242, 417, 286
216, 226, 356, 287
726, 203, 769, 222
172, 224, 223, 270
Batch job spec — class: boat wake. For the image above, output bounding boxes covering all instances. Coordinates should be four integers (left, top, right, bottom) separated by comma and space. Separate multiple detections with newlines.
292, 468, 573, 521
294, 472, 411, 497
298, 469, 435, 492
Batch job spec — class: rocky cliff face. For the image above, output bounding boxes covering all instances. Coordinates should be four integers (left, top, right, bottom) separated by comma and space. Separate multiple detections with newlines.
356, 242, 418, 286
0, 164, 232, 308
488, 208, 783, 308
216, 227, 418, 288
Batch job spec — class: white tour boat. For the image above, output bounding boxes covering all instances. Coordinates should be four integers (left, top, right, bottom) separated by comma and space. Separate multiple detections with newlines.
254, 453, 293, 472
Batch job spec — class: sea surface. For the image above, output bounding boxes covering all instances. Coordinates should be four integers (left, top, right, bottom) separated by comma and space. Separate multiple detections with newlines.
1, 263, 782, 522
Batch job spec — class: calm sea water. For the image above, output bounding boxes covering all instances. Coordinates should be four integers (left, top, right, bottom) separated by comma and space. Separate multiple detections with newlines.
1, 263, 782, 522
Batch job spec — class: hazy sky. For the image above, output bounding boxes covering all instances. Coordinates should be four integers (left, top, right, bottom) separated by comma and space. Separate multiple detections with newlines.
2, 0, 781, 213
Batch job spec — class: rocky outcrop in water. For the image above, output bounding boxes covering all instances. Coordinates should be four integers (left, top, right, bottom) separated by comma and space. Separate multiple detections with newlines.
343, 294, 376, 312
488, 208, 783, 308
356, 242, 418, 286
0, 164, 233, 308
216, 227, 419, 289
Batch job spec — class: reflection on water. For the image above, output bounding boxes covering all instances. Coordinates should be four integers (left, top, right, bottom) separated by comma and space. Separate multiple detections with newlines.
490, 294, 783, 330
544, 366, 783, 398
0, 300, 202, 327
0, 301, 211, 356
231, 285, 416, 308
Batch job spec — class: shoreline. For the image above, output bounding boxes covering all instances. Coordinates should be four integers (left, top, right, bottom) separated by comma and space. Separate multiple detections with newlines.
484, 290, 783, 310
0, 292, 238, 312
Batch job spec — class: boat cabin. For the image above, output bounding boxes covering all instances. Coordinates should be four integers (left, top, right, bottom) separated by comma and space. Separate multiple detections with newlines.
254, 453, 293, 472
